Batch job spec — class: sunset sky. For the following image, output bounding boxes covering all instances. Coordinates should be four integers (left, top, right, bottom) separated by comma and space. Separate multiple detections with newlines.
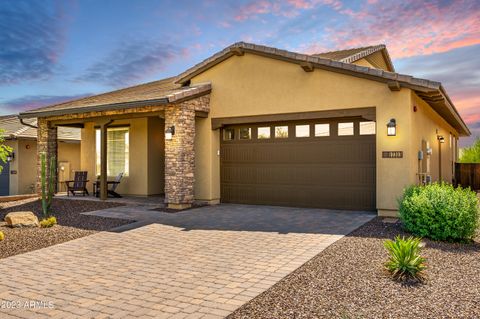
0, 0, 479, 146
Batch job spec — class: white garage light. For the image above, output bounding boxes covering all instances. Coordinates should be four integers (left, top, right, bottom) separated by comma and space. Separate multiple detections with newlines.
387, 119, 396, 136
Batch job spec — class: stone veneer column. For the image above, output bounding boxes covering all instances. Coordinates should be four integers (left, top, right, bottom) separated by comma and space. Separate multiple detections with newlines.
36, 118, 58, 195
164, 103, 196, 209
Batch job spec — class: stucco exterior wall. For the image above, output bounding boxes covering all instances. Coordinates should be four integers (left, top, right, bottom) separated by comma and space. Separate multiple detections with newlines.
80, 116, 165, 196
410, 92, 458, 185
353, 52, 390, 71
353, 58, 376, 69
147, 116, 165, 195
4, 139, 80, 195
58, 141, 81, 180
194, 117, 220, 203
80, 122, 96, 193
190, 52, 414, 213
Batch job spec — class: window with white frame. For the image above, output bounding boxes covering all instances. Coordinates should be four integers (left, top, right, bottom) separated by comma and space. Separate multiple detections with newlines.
338, 122, 354, 136
96, 127, 130, 177
314, 124, 330, 137
359, 121, 376, 135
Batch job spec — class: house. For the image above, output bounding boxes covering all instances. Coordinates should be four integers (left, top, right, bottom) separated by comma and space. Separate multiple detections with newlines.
18, 42, 470, 216
0, 115, 81, 196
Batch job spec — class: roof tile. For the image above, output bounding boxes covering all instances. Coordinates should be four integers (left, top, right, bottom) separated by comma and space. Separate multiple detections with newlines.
0, 115, 80, 140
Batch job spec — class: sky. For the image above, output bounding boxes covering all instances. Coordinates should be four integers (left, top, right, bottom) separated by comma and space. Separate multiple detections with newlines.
0, 0, 479, 146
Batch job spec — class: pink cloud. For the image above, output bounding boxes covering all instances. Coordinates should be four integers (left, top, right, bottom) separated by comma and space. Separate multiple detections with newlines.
313, 0, 480, 59
234, 1, 274, 21
232, 0, 344, 21
288, 0, 315, 9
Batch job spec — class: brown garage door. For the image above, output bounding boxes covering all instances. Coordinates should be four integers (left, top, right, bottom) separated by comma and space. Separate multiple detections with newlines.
220, 119, 376, 210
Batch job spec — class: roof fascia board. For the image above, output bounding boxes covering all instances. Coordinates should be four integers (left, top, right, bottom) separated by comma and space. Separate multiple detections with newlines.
19, 97, 169, 119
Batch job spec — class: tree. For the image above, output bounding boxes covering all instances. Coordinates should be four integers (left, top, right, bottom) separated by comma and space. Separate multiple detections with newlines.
459, 137, 480, 163
0, 129, 13, 173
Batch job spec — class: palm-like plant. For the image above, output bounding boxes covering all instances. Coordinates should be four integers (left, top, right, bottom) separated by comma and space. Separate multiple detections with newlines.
384, 236, 426, 282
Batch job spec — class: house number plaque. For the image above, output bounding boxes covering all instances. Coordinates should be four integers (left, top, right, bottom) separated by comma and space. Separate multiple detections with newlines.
382, 151, 403, 159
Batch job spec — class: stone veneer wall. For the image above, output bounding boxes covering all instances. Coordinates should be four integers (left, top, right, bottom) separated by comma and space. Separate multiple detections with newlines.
164, 95, 210, 208
34, 92, 210, 205
36, 118, 58, 194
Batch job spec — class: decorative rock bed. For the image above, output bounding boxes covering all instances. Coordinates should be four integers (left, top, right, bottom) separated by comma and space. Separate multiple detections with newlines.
229, 217, 480, 319
0, 198, 132, 259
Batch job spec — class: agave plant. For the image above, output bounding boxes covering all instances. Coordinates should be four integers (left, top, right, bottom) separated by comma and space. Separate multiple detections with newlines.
384, 236, 426, 282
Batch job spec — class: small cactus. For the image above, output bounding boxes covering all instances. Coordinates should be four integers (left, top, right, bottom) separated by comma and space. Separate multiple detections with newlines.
41, 153, 56, 219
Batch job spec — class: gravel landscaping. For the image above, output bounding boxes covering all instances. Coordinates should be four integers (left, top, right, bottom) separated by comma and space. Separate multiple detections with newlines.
0, 198, 132, 259
229, 217, 480, 319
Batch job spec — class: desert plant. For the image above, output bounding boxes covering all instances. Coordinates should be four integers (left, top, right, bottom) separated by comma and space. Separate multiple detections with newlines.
399, 183, 479, 241
459, 137, 480, 163
384, 236, 426, 281
40, 216, 57, 228
0, 129, 13, 173
40, 152, 56, 219
0, 231, 4, 241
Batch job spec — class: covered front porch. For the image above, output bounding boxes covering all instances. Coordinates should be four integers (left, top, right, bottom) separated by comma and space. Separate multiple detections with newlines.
23, 82, 211, 209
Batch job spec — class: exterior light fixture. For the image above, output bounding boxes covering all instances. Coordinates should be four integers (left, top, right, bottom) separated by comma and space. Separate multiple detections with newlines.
6, 152, 14, 163
438, 135, 445, 143
387, 119, 396, 136
165, 126, 175, 140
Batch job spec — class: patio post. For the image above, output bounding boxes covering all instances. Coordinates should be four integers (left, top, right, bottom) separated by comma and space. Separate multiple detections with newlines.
98, 120, 112, 200
36, 118, 58, 194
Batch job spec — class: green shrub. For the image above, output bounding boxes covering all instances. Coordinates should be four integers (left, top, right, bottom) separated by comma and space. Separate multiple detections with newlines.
399, 183, 479, 241
384, 236, 426, 282
40, 216, 57, 228
0, 231, 4, 241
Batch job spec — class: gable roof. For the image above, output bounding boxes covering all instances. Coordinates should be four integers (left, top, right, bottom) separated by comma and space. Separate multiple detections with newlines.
0, 115, 80, 141
18, 42, 469, 136
175, 42, 469, 136
18, 78, 211, 118
312, 44, 395, 71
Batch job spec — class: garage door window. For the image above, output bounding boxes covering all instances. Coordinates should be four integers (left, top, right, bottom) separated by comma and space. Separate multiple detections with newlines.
315, 124, 330, 137
275, 126, 289, 138
338, 122, 354, 136
258, 127, 271, 139
360, 121, 376, 135
295, 125, 310, 137
223, 128, 235, 141
239, 128, 251, 140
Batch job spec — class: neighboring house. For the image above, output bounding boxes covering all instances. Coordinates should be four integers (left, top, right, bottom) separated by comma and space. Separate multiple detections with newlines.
0, 115, 81, 196
18, 43, 470, 216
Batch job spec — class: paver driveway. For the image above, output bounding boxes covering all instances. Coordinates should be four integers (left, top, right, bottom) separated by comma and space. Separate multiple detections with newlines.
0, 204, 374, 318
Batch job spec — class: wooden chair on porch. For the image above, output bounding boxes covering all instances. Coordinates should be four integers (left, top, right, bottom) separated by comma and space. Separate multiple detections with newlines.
65, 171, 89, 196
94, 172, 124, 198
108, 172, 123, 198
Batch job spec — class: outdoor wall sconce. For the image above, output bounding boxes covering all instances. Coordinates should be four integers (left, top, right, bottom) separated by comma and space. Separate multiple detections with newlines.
165, 126, 175, 140
6, 152, 14, 163
437, 135, 445, 143
387, 119, 396, 136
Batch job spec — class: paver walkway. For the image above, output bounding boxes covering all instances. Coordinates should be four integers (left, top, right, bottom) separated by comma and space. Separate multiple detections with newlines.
0, 204, 374, 318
